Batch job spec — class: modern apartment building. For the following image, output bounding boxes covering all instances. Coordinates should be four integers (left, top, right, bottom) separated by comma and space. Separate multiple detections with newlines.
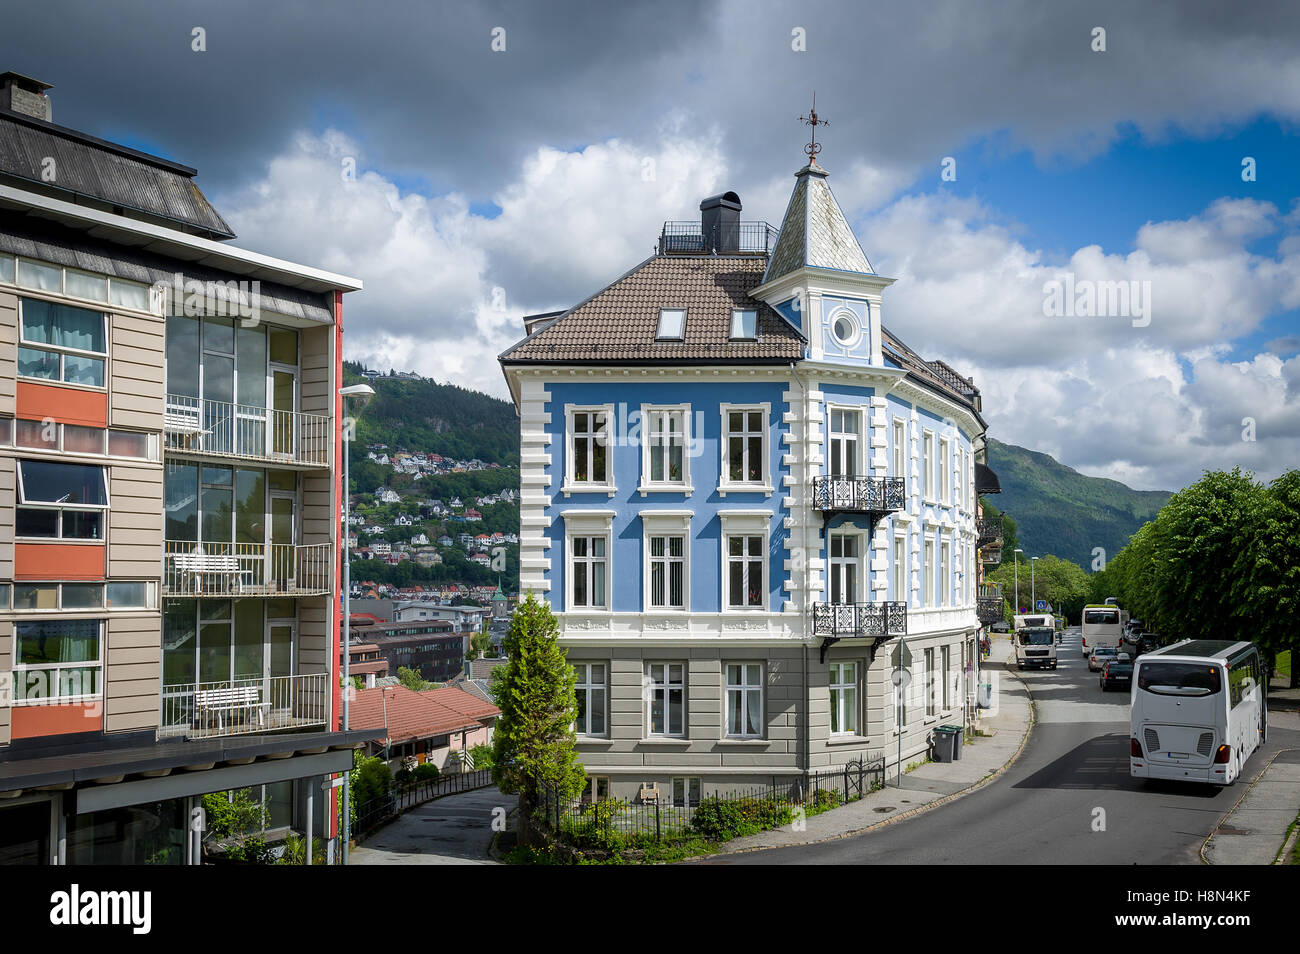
0, 73, 371, 864
500, 151, 1002, 802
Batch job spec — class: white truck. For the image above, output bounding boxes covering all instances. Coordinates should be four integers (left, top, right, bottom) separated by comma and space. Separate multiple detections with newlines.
1015, 625, 1058, 670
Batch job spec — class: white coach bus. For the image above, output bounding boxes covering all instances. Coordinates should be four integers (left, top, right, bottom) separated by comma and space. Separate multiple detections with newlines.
1080, 604, 1123, 657
1129, 640, 1267, 786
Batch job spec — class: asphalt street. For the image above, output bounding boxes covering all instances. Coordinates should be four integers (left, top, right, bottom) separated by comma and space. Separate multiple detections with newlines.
709, 627, 1300, 865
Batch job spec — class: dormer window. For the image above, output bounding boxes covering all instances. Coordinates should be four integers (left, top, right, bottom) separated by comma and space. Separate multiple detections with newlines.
730, 309, 757, 340
656, 308, 686, 340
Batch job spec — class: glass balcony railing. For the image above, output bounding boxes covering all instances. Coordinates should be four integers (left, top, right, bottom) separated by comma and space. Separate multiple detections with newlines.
163, 394, 331, 467
163, 540, 332, 597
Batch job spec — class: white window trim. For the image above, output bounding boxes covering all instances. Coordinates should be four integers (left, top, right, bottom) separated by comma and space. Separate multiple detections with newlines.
561, 510, 615, 614
724, 661, 765, 739
10, 618, 104, 705
646, 661, 687, 738
892, 531, 908, 605
729, 308, 758, 341
827, 526, 868, 604
828, 660, 861, 737
938, 436, 951, 505
719, 510, 771, 612
561, 403, 617, 497
637, 403, 693, 496
574, 662, 609, 739
940, 536, 952, 607
922, 428, 936, 504
827, 306, 863, 350
891, 417, 906, 482
826, 403, 864, 478
640, 510, 692, 612
718, 402, 773, 495
656, 307, 687, 341
922, 534, 935, 608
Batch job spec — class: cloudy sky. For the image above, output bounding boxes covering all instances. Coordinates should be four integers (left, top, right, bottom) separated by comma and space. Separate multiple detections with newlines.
6, 0, 1299, 490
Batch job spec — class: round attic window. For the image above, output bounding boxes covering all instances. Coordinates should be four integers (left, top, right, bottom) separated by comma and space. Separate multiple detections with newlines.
831, 310, 860, 347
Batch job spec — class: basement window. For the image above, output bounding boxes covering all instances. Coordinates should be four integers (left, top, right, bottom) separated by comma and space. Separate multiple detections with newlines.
656, 308, 686, 340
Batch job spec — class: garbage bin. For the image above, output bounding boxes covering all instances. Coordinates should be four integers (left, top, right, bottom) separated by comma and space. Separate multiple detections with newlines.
932, 725, 959, 763
941, 724, 964, 761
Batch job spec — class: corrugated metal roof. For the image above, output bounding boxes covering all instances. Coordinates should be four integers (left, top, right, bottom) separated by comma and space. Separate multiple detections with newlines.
0, 211, 334, 323
0, 107, 234, 239
500, 255, 805, 364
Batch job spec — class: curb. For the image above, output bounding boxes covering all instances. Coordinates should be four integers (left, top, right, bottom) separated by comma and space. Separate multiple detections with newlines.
1200, 747, 1300, 866
711, 657, 1038, 857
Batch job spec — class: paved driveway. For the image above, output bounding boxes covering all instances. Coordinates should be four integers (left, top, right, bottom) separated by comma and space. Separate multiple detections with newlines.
350, 786, 516, 865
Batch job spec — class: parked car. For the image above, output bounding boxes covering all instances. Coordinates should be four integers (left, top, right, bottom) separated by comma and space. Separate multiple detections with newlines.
1089, 645, 1119, 672
1100, 657, 1134, 692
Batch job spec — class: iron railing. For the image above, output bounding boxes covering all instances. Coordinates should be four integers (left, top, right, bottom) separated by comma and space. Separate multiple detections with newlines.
163, 540, 332, 597
164, 394, 331, 467
158, 672, 329, 739
981, 546, 1002, 565
658, 220, 780, 256
354, 768, 495, 838
977, 598, 1005, 625
812, 601, 908, 639
976, 517, 1004, 549
812, 475, 907, 514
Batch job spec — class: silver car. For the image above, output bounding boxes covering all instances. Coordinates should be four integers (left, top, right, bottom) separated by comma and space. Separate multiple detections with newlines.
1089, 645, 1119, 673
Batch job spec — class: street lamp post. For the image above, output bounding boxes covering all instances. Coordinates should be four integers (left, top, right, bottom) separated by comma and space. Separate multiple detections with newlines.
1031, 556, 1040, 611
1013, 548, 1024, 615
338, 383, 374, 865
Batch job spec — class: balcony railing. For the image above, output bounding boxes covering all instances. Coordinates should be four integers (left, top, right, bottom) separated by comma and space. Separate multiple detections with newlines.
981, 546, 1002, 565
812, 475, 906, 523
163, 541, 332, 597
658, 220, 780, 256
976, 517, 1004, 549
164, 394, 331, 467
159, 672, 329, 739
813, 601, 907, 639
977, 584, 1004, 625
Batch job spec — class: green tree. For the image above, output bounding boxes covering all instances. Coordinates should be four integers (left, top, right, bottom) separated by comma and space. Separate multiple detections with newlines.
987, 553, 1089, 621
1232, 470, 1300, 685
490, 595, 586, 832
397, 665, 432, 692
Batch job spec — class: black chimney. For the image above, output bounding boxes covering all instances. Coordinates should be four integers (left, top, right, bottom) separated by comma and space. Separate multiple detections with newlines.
699, 191, 741, 253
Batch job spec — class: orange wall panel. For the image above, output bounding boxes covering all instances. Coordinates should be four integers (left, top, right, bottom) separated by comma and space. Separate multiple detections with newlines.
14, 543, 106, 580
10, 702, 104, 739
16, 381, 108, 428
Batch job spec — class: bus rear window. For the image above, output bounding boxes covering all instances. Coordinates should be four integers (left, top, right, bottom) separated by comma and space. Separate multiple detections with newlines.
1084, 610, 1119, 625
1138, 663, 1222, 696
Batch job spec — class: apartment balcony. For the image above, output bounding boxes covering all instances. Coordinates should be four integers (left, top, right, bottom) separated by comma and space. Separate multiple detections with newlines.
163, 394, 331, 468
163, 541, 332, 597
977, 585, 1005, 625
976, 517, 1004, 549
981, 546, 1002, 565
812, 601, 907, 663
158, 672, 329, 740
811, 475, 906, 529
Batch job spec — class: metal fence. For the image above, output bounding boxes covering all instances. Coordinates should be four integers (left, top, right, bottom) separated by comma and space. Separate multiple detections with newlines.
533, 756, 885, 846
353, 768, 495, 838
164, 394, 331, 467
159, 672, 329, 739
163, 540, 332, 597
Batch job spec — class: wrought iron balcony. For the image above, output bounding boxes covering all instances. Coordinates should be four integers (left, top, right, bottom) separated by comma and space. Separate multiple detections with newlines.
163, 541, 332, 597
812, 475, 906, 528
158, 672, 329, 740
976, 517, 1004, 549
981, 546, 1002, 565
163, 394, 331, 468
658, 220, 779, 256
977, 598, 1005, 625
812, 601, 907, 663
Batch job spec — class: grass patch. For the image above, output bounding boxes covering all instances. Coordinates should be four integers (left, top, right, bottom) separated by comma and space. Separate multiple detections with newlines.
1277, 651, 1291, 679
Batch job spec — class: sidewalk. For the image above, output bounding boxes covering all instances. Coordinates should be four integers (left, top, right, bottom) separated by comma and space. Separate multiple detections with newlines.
1203, 749, 1300, 865
716, 635, 1032, 854
349, 786, 514, 865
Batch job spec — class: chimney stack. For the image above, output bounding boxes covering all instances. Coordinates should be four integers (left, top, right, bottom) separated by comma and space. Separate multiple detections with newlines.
699, 191, 741, 253
1, 72, 53, 122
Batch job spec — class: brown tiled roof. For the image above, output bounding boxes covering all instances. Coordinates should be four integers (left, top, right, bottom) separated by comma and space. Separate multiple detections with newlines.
422, 686, 501, 723
351, 686, 490, 744
500, 256, 804, 364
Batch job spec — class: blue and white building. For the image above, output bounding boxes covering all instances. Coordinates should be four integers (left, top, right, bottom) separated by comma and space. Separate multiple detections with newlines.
500, 155, 1000, 802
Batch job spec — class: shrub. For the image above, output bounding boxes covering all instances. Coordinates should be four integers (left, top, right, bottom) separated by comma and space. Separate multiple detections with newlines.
810, 788, 842, 811
354, 756, 392, 808
413, 762, 441, 782
469, 743, 494, 771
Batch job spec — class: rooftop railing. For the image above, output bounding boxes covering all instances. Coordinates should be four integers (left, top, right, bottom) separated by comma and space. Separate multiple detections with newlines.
658, 220, 780, 256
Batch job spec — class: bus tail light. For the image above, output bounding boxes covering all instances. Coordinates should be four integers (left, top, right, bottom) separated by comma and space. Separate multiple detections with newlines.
1214, 744, 1232, 764
1130, 738, 1143, 758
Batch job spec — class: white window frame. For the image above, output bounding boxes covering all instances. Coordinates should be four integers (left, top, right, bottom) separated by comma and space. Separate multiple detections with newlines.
562, 404, 616, 496
892, 531, 907, 604
922, 429, 936, 503
724, 662, 764, 739
729, 308, 758, 340
561, 510, 615, 613
672, 776, 702, 808
574, 662, 608, 738
638, 403, 692, 495
15, 458, 110, 541
641, 510, 691, 612
892, 418, 906, 483
924, 648, 936, 718
719, 511, 771, 612
11, 618, 103, 705
829, 661, 859, 736
940, 536, 952, 607
16, 296, 109, 390
646, 662, 686, 738
656, 308, 686, 340
942, 644, 952, 711
827, 405, 862, 478
828, 528, 865, 604
922, 533, 935, 607
938, 436, 951, 504
718, 403, 772, 495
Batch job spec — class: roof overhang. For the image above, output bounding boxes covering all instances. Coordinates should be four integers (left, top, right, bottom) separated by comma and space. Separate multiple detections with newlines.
0, 182, 362, 293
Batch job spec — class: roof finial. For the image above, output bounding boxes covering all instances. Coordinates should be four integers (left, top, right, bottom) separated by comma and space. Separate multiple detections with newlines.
798, 92, 828, 165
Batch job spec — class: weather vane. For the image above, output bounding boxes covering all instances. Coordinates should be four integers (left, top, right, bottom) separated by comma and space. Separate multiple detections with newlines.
798, 93, 827, 162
